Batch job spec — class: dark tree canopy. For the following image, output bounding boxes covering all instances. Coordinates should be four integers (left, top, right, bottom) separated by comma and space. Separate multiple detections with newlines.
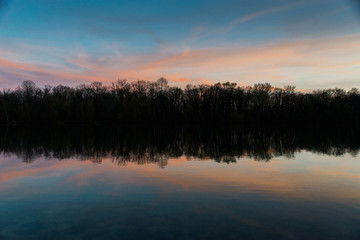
0, 79, 359, 124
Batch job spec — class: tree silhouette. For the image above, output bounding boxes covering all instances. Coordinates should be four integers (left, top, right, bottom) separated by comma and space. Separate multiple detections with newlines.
0, 79, 359, 124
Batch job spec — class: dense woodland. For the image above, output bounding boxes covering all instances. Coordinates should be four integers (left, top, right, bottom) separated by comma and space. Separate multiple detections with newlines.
0, 78, 360, 124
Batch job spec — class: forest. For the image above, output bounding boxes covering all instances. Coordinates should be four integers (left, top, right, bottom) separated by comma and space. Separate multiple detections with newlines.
0, 78, 359, 124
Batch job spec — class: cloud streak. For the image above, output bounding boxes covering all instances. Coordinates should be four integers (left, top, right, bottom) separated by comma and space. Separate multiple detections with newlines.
113, 34, 360, 89
1, 34, 360, 89
226, 1, 303, 32
0, 58, 108, 87
0, 0, 359, 89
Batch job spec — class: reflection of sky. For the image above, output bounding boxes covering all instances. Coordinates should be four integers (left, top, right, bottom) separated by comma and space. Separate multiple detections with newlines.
0, 152, 360, 201
0, 152, 360, 239
0, 0, 360, 90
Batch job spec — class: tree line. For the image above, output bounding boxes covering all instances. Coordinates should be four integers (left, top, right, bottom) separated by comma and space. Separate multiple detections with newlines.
0, 78, 359, 124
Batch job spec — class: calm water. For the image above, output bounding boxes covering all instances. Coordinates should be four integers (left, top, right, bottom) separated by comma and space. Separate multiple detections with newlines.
0, 126, 359, 240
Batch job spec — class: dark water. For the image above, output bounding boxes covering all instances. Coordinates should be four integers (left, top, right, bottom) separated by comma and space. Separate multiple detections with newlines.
0, 126, 359, 240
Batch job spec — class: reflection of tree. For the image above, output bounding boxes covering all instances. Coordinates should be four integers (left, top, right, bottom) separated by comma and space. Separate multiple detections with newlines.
111, 152, 169, 168
0, 126, 359, 166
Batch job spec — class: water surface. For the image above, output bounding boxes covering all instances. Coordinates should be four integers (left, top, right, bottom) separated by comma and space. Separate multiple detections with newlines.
0, 126, 359, 240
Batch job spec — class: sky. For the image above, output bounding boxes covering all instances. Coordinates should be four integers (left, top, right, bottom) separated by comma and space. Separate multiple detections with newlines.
0, 0, 360, 90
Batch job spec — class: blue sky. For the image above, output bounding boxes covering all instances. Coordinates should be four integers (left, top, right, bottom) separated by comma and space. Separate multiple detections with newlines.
0, 0, 360, 90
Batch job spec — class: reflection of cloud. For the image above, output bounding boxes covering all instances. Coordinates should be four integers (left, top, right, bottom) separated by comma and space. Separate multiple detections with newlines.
124, 156, 360, 203
0, 154, 359, 205
0, 159, 87, 185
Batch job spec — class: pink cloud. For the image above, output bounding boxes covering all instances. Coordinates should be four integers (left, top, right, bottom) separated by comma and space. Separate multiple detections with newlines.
1, 34, 360, 89
0, 58, 109, 87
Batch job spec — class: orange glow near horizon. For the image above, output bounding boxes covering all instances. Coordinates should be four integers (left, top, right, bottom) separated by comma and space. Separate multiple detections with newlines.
1, 152, 359, 204
1, 34, 360, 90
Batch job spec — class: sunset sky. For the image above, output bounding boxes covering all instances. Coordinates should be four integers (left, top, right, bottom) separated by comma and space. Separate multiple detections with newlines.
0, 0, 360, 90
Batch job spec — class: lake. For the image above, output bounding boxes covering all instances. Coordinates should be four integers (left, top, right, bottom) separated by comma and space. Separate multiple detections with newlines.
0, 126, 359, 240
